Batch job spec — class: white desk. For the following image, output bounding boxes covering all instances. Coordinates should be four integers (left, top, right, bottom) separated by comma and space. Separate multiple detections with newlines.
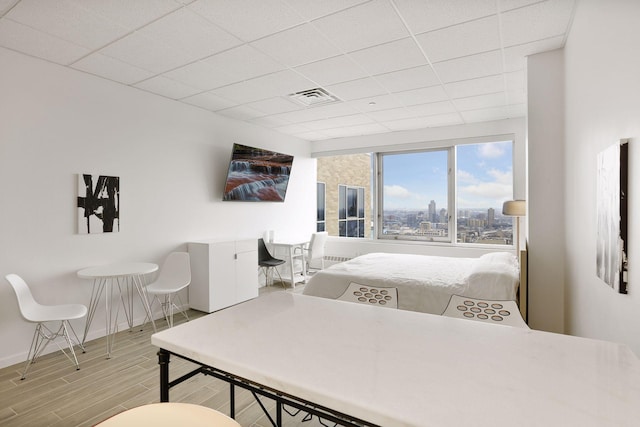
152, 293, 640, 426
78, 262, 158, 358
270, 239, 307, 288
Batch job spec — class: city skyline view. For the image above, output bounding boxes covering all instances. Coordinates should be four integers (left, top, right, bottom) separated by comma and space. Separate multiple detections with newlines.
383, 141, 514, 212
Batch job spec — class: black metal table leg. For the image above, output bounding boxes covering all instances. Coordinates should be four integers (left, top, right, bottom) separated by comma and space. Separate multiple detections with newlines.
230, 383, 235, 418
158, 348, 170, 402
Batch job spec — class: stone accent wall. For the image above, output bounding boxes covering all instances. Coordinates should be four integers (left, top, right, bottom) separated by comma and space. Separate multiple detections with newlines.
317, 153, 372, 238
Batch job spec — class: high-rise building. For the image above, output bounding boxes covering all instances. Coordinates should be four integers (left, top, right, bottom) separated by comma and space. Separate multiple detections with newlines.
488, 208, 495, 226
428, 200, 436, 222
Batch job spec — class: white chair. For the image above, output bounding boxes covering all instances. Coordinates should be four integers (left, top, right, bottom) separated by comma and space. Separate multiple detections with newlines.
5, 274, 88, 379
442, 295, 529, 329
303, 231, 328, 275
144, 252, 191, 328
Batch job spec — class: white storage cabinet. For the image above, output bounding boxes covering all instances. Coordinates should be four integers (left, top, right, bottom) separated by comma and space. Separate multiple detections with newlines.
188, 239, 258, 313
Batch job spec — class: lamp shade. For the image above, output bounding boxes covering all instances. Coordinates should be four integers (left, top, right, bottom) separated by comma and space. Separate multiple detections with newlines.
502, 200, 526, 216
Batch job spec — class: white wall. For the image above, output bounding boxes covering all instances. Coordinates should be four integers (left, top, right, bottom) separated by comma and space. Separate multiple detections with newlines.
563, 0, 640, 354
0, 48, 316, 368
527, 49, 565, 333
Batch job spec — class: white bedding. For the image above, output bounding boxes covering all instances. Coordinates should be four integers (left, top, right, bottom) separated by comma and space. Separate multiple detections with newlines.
302, 252, 520, 315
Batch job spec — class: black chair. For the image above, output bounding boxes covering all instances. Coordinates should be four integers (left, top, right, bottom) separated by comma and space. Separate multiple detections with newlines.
258, 238, 285, 287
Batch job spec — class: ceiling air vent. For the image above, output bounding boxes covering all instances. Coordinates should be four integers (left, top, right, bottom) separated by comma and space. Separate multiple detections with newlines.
288, 88, 341, 107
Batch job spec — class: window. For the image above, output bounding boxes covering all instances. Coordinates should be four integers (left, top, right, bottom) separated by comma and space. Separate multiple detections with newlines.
316, 182, 325, 232
338, 185, 365, 237
380, 149, 449, 241
456, 142, 514, 245
316, 139, 514, 246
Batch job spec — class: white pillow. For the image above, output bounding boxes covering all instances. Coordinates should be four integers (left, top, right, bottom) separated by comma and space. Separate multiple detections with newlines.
479, 251, 518, 266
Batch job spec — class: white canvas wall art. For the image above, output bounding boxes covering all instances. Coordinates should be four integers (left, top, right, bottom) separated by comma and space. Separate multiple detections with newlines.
596, 141, 628, 293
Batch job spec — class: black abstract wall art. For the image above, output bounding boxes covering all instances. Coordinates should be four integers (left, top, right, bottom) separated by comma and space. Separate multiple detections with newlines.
77, 174, 120, 234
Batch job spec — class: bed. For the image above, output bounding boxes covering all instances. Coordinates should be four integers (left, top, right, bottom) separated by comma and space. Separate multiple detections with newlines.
301, 251, 521, 316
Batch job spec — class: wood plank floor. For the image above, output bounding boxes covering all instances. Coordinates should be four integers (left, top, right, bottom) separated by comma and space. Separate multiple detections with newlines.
0, 286, 332, 427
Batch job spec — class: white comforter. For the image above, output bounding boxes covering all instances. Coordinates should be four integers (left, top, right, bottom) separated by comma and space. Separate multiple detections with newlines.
302, 252, 520, 315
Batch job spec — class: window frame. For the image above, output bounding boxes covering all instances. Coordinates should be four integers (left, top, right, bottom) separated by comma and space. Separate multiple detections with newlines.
316, 181, 326, 232
338, 184, 366, 238
373, 139, 515, 247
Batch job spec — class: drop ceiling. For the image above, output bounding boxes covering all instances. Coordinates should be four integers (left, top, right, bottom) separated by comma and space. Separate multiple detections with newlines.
0, 0, 576, 141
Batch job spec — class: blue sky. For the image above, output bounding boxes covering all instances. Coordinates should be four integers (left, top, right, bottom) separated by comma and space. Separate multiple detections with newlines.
383, 141, 513, 211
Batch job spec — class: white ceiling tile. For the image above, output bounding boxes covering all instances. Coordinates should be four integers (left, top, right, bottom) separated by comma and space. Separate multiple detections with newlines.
250, 115, 294, 128
283, 0, 369, 20
295, 55, 368, 86
461, 103, 526, 122
71, 53, 154, 84
394, 0, 496, 34
344, 94, 405, 113
453, 92, 507, 111
284, 102, 361, 122
423, 112, 465, 126
394, 85, 449, 107
349, 38, 427, 76
0, 19, 90, 65
250, 23, 341, 67
500, 0, 547, 12
444, 74, 504, 98
182, 91, 239, 111
188, 0, 304, 42
381, 116, 433, 131
313, 0, 408, 52
210, 80, 267, 104
416, 15, 501, 63
326, 77, 387, 101
367, 107, 417, 122
99, 32, 195, 73
163, 60, 237, 91
248, 69, 317, 99
506, 90, 527, 105
374, 65, 440, 93
245, 97, 302, 115
6, 0, 130, 49
134, 75, 201, 99
501, 0, 575, 47
273, 124, 312, 134
405, 101, 456, 117
292, 130, 330, 141
503, 36, 564, 71
72, 0, 182, 31
217, 104, 265, 121
383, 112, 463, 131
202, 44, 284, 82
322, 123, 389, 138
433, 50, 503, 83
302, 114, 374, 131
0, 0, 17, 15
505, 70, 525, 92
137, 7, 241, 61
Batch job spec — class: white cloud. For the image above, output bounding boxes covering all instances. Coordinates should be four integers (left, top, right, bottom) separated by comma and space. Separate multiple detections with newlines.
487, 167, 512, 184
457, 169, 476, 184
478, 142, 508, 159
384, 184, 411, 198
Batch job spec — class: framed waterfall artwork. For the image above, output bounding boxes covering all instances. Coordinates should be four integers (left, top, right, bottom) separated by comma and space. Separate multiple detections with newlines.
596, 139, 628, 293
77, 174, 120, 234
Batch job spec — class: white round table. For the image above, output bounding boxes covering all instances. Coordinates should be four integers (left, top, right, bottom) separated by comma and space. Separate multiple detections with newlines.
78, 262, 158, 358
96, 403, 240, 426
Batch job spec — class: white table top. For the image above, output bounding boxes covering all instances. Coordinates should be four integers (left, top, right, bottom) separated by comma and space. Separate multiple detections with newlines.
270, 239, 308, 247
77, 262, 158, 279
151, 292, 640, 427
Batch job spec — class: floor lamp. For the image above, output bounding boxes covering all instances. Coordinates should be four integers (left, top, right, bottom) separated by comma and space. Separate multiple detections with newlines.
502, 200, 526, 251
